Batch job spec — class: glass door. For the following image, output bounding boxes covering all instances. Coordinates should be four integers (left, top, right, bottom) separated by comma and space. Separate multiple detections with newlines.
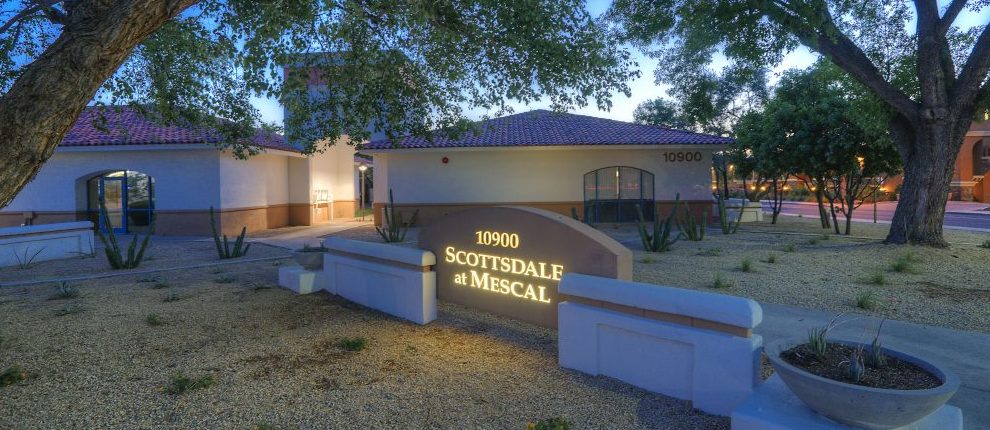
99, 176, 127, 234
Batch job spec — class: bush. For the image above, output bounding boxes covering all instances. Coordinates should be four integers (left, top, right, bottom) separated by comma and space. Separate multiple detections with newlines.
164, 289, 181, 303
981, 240, 990, 249
765, 253, 779, 264
0, 365, 29, 387
55, 303, 83, 316
695, 247, 722, 257
338, 337, 368, 352
783, 243, 797, 253
856, 291, 878, 310
712, 272, 734, 289
527, 417, 570, 430
146, 313, 164, 326
214, 275, 235, 284
740, 257, 755, 273
864, 271, 886, 286
165, 373, 214, 395
49, 282, 79, 300
890, 253, 921, 274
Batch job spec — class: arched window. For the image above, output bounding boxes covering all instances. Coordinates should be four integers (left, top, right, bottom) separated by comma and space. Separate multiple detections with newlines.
86, 170, 155, 233
583, 166, 655, 222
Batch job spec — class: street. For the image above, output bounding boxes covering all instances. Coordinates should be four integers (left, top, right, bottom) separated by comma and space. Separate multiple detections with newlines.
761, 200, 990, 231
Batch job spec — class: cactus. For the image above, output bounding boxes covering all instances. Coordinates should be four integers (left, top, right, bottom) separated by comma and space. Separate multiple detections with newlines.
95, 198, 154, 269
677, 202, 706, 241
210, 207, 250, 259
716, 193, 743, 234
376, 189, 418, 243
635, 193, 682, 252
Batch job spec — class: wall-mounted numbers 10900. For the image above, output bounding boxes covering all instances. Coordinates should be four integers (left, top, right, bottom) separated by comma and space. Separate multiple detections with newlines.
475, 230, 520, 248
662, 151, 704, 162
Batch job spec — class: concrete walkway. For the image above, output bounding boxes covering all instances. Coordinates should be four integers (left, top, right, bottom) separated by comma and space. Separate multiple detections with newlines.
757, 303, 990, 430
247, 220, 370, 250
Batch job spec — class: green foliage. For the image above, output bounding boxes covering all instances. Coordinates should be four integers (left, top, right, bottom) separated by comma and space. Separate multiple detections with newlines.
12, 246, 44, 269
632, 98, 691, 129
165, 373, 214, 395
739, 257, 755, 273
0, 365, 28, 387
864, 271, 887, 286
164, 289, 181, 303
715, 193, 742, 235
527, 417, 570, 430
696, 247, 721, 257
847, 345, 866, 383
765, 253, 778, 264
712, 272, 733, 289
676, 202, 706, 241
981, 240, 990, 249
214, 275, 235, 284
49, 282, 79, 300
377, 189, 418, 243
890, 253, 921, 274
638, 255, 656, 264
211, 207, 251, 259
337, 337, 368, 352
146, 313, 164, 326
55, 303, 83, 316
95, 198, 154, 270
783, 243, 797, 253
867, 320, 887, 368
635, 193, 682, 252
855, 291, 878, 310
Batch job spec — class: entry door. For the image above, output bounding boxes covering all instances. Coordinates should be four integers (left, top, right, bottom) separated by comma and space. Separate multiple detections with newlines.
99, 176, 127, 234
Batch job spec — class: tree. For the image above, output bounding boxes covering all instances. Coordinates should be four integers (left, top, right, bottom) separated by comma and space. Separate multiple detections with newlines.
736, 65, 901, 234
609, 0, 990, 246
633, 98, 690, 129
0, 0, 636, 208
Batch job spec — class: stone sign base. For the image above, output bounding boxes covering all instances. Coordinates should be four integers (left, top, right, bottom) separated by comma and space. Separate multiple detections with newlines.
278, 266, 329, 295
731, 375, 962, 430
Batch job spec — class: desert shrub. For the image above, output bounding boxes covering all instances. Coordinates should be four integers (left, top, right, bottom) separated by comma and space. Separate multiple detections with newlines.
214, 275, 235, 284
12, 246, 43, 269
765, 253, 779, 264
712, 272, 734, 289
783, 243, 797, 252
55, 303, 83, 316
890, 253, 921, 274
635, 194, 683, 252
855, 291, 878, 310
864, 271, 886, 286
638, 255, 656, 264
165, 374, 214, 395
696, 247, 722, 257
527, 417, 570, 430
151, 281, 170, 289
164, 289, 181, 303
739, 257, 755, 273
210, 207, 250, 259
981, 240, 990, 249
146, 313, 163, 326
0, 365, 29, 387
338, 337, 368, 352
49, 282, 79, 300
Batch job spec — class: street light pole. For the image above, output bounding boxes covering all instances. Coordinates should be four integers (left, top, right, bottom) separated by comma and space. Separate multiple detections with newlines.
358, 164, 368, 211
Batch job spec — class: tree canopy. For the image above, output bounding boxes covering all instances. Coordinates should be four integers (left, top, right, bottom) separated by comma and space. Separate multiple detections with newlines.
0, 0, 637, 206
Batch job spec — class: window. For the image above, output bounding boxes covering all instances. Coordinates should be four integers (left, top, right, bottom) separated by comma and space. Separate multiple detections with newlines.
86, 170, 155, 233
583, 166, 655, 222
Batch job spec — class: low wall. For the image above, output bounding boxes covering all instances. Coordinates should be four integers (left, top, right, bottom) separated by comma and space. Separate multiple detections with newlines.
323, 238, 437, 325
0, 221, 94, 268
558, 273, 763, 416
372, 200, 714, 226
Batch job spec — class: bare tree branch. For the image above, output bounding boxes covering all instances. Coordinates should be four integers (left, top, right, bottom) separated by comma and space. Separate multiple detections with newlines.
950, 22, 990, 110
938, 0, 968, 35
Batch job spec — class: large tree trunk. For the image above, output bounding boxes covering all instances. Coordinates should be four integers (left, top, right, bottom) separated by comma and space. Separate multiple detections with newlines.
0, 0, 193, 208
885, 117, 968, 247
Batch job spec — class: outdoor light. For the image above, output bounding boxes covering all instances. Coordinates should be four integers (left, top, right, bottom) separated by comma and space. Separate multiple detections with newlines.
358, 164, 367, 172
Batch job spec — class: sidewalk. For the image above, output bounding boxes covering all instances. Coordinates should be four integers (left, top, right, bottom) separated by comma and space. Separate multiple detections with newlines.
946, 201, 990, 214
757, 303, 990, 430
248, 219, 370, 250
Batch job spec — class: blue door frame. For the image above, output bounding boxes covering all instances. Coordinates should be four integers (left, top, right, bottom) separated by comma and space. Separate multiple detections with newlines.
98, 176, 128, 234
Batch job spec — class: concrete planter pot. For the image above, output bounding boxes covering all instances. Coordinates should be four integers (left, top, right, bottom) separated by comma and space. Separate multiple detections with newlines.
766, 338, 959, 429
292, 250, 326, 271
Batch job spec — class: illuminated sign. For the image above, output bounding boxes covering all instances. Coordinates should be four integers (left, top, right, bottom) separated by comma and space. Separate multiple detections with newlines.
419, 206, 632, 328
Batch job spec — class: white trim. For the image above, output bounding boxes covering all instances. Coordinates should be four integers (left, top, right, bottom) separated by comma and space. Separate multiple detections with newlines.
361, 143, 728, 154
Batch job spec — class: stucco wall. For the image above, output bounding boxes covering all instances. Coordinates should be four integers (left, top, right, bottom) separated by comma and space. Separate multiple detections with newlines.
218, 152, 290, 209
371, 147, 715, 204
3, 147, 221, 212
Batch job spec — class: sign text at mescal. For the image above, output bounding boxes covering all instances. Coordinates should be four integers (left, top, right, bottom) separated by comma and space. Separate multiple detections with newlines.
443, 231, 562, 303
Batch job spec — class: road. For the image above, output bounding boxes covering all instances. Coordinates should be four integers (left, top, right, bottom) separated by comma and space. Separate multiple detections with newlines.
762, 201, 990, 231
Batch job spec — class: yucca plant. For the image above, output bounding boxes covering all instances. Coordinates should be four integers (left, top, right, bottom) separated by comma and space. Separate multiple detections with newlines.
95, 198, 154, 269
676, 202, 706, 241
376, 189, 418, 243
635, 193, 682, 252
210, 207, 250, 259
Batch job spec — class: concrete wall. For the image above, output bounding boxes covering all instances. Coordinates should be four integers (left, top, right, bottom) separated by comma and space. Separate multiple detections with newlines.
0, 222, 95, 268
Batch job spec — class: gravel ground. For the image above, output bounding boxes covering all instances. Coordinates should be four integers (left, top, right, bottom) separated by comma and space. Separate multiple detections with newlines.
620, 217, 990, 333
0, 239, 290, 285
0, 262, 727, 429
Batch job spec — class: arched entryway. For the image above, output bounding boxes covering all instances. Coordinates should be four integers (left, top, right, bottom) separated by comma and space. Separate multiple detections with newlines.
583, 166, 655, 222
86, 171, 155, 233
973, 139, 990, 177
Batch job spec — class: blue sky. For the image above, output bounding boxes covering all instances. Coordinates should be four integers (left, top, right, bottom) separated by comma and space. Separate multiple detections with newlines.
250, 1, 990, 126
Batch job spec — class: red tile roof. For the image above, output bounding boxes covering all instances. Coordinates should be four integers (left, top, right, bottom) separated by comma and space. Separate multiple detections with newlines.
362, 109, 733, 149
59, 107, 297, 153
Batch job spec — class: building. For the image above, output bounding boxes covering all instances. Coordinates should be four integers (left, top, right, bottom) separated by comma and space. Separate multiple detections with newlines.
0, 107, 360, 236
361, 110, 731, 226
952, 121, 990, 202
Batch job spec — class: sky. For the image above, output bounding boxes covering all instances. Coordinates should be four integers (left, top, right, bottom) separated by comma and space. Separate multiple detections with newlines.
249, 1, 990, 127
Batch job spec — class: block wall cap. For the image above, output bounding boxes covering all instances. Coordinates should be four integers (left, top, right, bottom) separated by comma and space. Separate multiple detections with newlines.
559, 273, 762, 329
324, 237, 436, 267
0, 221, 94, 236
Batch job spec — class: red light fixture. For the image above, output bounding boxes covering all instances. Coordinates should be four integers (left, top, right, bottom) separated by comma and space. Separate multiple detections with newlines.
442, 156, 449, 164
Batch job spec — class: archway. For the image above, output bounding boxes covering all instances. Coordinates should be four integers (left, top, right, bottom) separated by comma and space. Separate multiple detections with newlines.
583, 166, 655, 223
973, 139, 989, 177
85, 170, 155, 233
